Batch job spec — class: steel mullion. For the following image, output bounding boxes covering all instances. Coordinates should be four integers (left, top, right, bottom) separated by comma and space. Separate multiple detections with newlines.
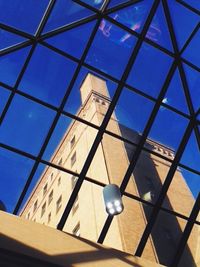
181, 58, 200, 73
170, 193, 200, 267
0, 23, 35, 40
57, 0, 161, 231
13, 6, 108, 215
180, 23, 200, 55
135, 118, 194, 257
162, 0, 200, 152
0, 40, 33, 56
176, 0, 200, 16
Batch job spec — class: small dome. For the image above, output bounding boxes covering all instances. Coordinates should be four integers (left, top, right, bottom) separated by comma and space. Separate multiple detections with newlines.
0, 200, 6, 211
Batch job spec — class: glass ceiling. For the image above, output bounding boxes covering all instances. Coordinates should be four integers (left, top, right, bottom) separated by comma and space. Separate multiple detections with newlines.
0, 0, 199, 266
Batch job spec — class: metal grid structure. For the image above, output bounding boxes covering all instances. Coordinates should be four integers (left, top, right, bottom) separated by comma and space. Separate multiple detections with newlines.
0, 0, 199, 266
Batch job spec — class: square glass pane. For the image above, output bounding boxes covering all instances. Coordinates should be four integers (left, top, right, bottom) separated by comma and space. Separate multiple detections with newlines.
0, 87, 10, 116
127, 42, 173, 98
162, 166, 196, 218
109, 87, 154, 142
142, 211, 187, 267
0, 46, 31, 87
128, 147, 172, 205
45, 21, 96, 59
86, 19, 137, 78
18, 44, 77, 107
0, 94, 55, 155
0, 147, 34, 213
148, 106, 189, 152
43, 0, 94, 33
0, 0, 49, 34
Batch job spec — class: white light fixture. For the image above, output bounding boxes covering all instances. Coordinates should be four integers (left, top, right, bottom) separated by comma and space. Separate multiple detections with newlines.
103, 184, 124, 216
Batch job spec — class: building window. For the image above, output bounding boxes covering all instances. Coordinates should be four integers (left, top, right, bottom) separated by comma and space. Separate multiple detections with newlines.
73, 222, 80, 237
48, 190, 53, 205
51, 173, 54, 180
58, 176, 61, 186
70, 136, 75, 149
71, 152, 76, 167
43, 184, 48, 196
48, 212, 51, 223
71, 175, 78, 190
56, 195, 62, 214
33, 200, 38, 212
27, 213, 30, 220
58, 158, 63, 166
41, 202, 46, 217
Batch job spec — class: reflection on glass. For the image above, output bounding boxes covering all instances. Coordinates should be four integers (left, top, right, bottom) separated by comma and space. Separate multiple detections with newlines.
0, 94, 55, 155
86, 20, 137, 78
18, 44, 77, 107
0, 147, 34, 213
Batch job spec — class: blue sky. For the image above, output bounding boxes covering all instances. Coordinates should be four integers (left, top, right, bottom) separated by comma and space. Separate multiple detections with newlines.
0, 0, 199, 213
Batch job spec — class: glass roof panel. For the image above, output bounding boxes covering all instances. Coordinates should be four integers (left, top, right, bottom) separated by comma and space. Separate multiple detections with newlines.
146, 2, 173, 51
18, 44, 77, 107
0, 0, 50, 34
0, 29, 27, 51
43, 0, 94, 33
180, 130, 200, 172
0, 87, 10, 116
0, 147, 34, 213
182, 29, 200, 68
127, 42, 173, 98
0, 95, 56, 155
180, 168, 200, 200
183, 64, 200, 112
148, 106, 189, 151
109, 0, 153, 34
168, 0, 199, 49
108, 0, 128, 9
0, 46, 31, 87
81, 0, 105, 9
86, 20, 137, 78
45, 20, 96, 59
164, 69, 189, 114
181, 0, 200, 11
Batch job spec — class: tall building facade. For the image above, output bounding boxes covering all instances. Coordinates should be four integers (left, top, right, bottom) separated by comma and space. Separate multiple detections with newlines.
20, 73, 199, 266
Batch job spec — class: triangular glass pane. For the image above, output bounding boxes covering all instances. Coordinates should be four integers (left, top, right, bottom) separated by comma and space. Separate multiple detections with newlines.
181, 0, 200, 11
43, 0, 94, 33
46, 21, 95, 59
164, 69, 189, 114
109, 0, 153, 34
183, 29, 200, 68
168, 0, 199, 49
180, 130, 200, 172
183, 64, 200, 112
82, 0, 104, 9
0, 46, 31, 86
0, 0, 49, 34
0, 29, 27, 51
145, 2, 173, 51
